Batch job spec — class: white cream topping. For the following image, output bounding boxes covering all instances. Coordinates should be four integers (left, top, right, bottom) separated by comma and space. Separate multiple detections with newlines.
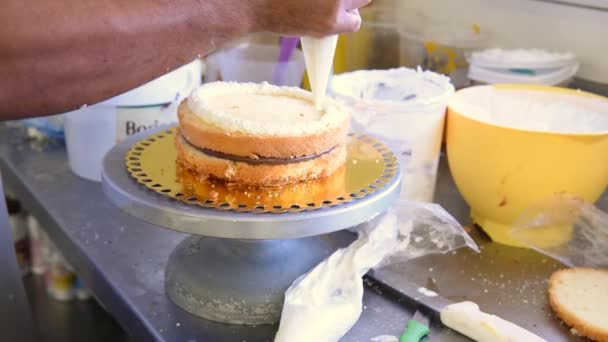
417, 287, 438, 297
187, 82, 349, 136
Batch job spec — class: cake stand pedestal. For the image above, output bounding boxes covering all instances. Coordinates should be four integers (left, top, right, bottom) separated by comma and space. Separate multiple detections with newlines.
102, 127, 401, 324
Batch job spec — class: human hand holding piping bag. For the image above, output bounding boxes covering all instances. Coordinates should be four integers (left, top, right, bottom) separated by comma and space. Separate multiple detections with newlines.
260, 0, 371, 37
1, 0, 371, 119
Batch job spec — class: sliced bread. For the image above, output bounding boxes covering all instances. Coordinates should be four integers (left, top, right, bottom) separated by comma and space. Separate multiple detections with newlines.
548, 268, 608, 342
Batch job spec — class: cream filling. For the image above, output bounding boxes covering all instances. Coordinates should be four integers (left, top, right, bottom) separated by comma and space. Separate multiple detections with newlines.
187, 82, 349, 137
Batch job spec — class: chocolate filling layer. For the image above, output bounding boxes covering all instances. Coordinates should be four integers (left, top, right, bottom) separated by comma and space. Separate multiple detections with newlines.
182, 134, 335, 165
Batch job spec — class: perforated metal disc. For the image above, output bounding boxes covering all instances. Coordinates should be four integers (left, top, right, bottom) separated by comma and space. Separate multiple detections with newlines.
125, 127, 398, 214
102, 126, 401, 239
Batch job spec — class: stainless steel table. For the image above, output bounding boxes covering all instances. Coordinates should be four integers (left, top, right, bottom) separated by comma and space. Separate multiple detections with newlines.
2, 123, 604, 341
0, 126, 415, 341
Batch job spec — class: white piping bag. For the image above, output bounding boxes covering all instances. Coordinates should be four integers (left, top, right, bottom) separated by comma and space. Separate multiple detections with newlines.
301, 35, 339, 109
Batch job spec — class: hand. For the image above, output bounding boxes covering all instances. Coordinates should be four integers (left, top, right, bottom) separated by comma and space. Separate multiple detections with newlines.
254, 0, 372, 37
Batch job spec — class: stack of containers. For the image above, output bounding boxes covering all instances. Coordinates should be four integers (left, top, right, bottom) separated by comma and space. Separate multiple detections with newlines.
467, 48, 579, 86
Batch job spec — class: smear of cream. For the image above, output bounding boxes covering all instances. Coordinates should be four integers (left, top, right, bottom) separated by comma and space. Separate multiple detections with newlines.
417, 287, 438, 297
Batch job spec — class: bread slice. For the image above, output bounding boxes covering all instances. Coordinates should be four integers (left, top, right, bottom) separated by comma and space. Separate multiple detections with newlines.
175, 132, 347, 186
548, 268, 608, 342
179, 82, 349, 159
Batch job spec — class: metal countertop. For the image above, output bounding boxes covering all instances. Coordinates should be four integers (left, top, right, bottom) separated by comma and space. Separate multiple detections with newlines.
2, 123, 604, 341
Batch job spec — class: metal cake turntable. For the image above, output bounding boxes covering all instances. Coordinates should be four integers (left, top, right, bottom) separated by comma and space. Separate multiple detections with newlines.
102, 126, 401, 324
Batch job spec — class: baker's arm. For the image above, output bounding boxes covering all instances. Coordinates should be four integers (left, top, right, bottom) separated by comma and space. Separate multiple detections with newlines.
0, 0, 370, 120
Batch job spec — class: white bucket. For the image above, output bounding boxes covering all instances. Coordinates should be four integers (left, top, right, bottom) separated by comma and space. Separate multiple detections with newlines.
330, 68, 454, 202
466, 49, 579, 86
65, 60, 202, 182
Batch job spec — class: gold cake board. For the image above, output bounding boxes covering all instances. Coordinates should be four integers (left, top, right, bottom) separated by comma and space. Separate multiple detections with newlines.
125, 127, 399, 214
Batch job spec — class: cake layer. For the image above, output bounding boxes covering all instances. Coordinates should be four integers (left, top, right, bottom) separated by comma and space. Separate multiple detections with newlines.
186, 82, 349, 137
178, 101, 348, 159
175, 133, 346, 186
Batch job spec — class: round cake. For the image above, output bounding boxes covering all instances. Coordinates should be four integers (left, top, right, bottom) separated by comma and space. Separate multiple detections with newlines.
176, 82, 350, 186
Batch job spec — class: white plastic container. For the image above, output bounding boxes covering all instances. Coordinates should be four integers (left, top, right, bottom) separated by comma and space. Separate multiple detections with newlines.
65, 60, 202, 181
330, 68, 454, 202
206, 44, 306, 86
467, 48, 579, 86
467, 64, 579, 86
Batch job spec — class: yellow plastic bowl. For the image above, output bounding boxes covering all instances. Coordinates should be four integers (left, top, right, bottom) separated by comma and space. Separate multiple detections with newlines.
446, 84, 608, 247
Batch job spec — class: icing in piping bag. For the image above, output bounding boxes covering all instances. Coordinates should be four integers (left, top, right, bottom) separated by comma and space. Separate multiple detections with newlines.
301, 35, 339, 109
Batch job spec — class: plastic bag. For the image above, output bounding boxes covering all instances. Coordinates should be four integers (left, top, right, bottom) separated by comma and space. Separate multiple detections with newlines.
20, 114, 65, 139
374, 200, 479, 268
509, 194, 608, 268
275, 200, 478, 342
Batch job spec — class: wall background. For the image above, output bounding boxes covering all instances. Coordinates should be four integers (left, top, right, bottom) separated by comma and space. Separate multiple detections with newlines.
391, 0, 607, 83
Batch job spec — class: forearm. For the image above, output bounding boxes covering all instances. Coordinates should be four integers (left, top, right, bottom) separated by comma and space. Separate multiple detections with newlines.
0, 0, 254, 119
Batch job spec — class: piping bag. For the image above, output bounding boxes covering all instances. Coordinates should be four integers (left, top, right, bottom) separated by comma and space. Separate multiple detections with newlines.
300, 35, 339, 109
509, 194, 608, 268
274, 200, 479, 342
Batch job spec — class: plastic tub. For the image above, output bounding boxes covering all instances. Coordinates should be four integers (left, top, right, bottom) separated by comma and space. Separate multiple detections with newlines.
330, 68, 454, 202
467, 48, 579, 87
467, 63, 579, 87
207, 44, 305, 86
65, 60, 202, 181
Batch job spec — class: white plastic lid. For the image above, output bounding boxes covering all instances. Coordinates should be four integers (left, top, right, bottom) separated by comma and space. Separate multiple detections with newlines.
330, 67, 455, 107
467, 63, 579, 86
469, 48, 577, 70
99, 59, 202, 107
